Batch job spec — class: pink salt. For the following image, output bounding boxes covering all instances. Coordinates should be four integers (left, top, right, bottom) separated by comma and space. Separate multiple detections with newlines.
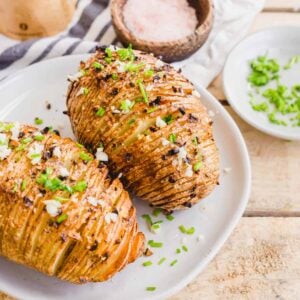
123, 0, 198, 42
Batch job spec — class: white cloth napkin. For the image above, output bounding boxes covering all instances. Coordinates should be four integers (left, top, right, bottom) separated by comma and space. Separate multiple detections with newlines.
0, 0, 265, 87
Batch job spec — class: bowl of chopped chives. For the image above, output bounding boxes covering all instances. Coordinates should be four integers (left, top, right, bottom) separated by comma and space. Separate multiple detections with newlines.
223, 26, 300, 141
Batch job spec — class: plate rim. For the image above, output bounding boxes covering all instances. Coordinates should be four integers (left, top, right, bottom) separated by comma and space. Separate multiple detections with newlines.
222, 25, 300, 141
0, 55, 252, 300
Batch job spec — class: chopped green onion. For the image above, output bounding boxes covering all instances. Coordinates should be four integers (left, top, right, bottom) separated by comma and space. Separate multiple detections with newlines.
80, 152, 92, 162
93, 61, 104, 70
34, 117, 43, 125
111, 73, 118, 80
179, 225, 195, 235
54, 196, 69, 203
166, 214, 174, 221
148, 240, 163, 248
192, 136, 198, 146
105, 47, 113, 58
137, 79, 148, 104
142, 214, 153, 228
170, 259, 178, 267
57, 213, 68, 224
72, 181, 87, 192
76, 143, 84, 148
96, 107, 105, 117
146, 286, 156, 292
284, 55, 300, 70
182, 245, 188, 252
163, 115, 173, 125
117, 44, 134, 61
152, 208, 162, 217
128, 118, 135, 125
142, 261, 152, 267
83, 87, 89, 95
144, 69, 154, 78
176, 248, 181, 254
169, 133, 176, 143
21, 180, 27, 191
158, 257, 166, 265
193, 161, 202, 172
34, 134, 45, 141
147, 107, 159, 114
120, 99, 135, 112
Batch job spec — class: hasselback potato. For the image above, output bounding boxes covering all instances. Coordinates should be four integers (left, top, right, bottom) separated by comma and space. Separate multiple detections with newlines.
0, 122, 144, 284
67, 46, 220, 211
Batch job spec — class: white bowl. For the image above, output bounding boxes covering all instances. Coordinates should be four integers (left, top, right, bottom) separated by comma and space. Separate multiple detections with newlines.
223, 26, 300, 141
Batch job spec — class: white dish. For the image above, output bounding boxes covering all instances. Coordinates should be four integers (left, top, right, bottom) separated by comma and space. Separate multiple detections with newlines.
0, 55, 251, 300
223, 26, 300, 141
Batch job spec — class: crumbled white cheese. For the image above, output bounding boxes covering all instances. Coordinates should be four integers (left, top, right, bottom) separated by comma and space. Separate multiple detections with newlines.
87, 196, 98, 207
192, 90, 200, 97
161, 138, 169, 146
118, 172, 123, 178
177, 146, 188, 166
184, 165, 193, 177
108, 45, 117, 51
117, 61, 127, 73
96, 147, 108, 162
146, 84, 154, 91
76, 87, 85, 97
208, 110, 215, 118
156, 116, 167, 128
53, 146, 62, 158
68, 71, 83, 82
10, 122, 20, 141
223, 167, 232, 174
111, 106, 121, 114
0, 145, 11, 160
27, 143, 44, 164
59, 167, 70, 178
105, 212, 118, 224
44, 200, 62, 217
155, 60, 165, 69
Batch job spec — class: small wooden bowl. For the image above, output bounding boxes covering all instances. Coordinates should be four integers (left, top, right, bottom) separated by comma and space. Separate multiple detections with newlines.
111, 0, 213, 62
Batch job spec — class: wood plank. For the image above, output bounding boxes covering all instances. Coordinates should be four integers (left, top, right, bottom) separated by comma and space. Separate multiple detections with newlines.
223, 106, 300, 214
264, 0, 300, 12
170, 217, 300, 300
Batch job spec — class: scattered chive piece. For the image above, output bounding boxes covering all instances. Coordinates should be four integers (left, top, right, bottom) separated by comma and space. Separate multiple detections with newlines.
163, 115, 173, 125
79, 152, 92, 162
142, 261, 153, 267
146, 287, 156, 292
150, 220, 163, 232
83, 87, 89, 95
142, 214, 153, 228
112, 73, 118, 80
250, 100, 268, 112
34, 134, 45, 141
72, 181, 87, 192
30, 153, 41, 159
166, 214, 174, 221
34, 117, 43, 125
193, 161, 202, 172
117, 44, 134, 61
152, 208, 162, 217
284, 55, 300, 70
144, 69, 154, 78
54, 196, 69, 203
93, 61, 104, 70
170, 259, 178, 267
169, 133, 176, 143
21, 180, 27, 191
147, 107, 159, 114
57, 213, 68, 224
120, 99, 135, 112
105, 47, 113, 58
128, 118, 135, 125
76, 143, 84, 148
179, 225, 195, 235
137, 79, 149, 104
182, 245, 188, 252
96, 107, 105, 117
192, 136, 198, 146
148, 240, 163, 248
176, 248, 181, 254
158, 257, 166, 265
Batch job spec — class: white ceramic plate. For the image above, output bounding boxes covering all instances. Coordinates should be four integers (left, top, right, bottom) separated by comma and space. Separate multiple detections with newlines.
0, 55, 251, 300
223, 26, 300, 141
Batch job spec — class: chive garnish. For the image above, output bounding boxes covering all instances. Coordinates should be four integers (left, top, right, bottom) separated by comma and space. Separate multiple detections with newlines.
148, 240, 163, 248
147, 107, 159, 114
79, 152, 92, 162
34, 117, 43, 125
34, 134, 45, 141
170, 259, 178, 267
54, 196, 69, 203
83, 87, 89, 95
111, 73, 118, 80
152, 208, 162, 217
176, 248, 181, 254
96, 107, 105, 117
144, 69, 154, 78
158, 257, 166, 265
166, 214, 174, 221
137, 79, 148, 104
163, 115, 173, 125
146, 287, 156, 292
179, 225, 195, 235
93, 61, 104, 70
182, 245, 188, 252
72, 181, 87, 192
142, 214, 153, 227
193, 161, 202, 172
169, 133, 176, 143
21, 180, 27, 191
57, 213, 68, 224
142, 261, 152, 267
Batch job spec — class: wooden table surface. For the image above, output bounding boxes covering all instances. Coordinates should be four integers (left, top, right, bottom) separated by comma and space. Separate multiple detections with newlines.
1, 0, 300, 299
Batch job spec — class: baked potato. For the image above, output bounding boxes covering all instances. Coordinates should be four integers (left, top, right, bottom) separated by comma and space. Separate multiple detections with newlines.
0, 122, 144, 284
67, 46, 220, 211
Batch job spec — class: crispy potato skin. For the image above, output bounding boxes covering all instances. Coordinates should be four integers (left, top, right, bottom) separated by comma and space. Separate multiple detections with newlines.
0, 123, 144, 284
67, 48, 220, 210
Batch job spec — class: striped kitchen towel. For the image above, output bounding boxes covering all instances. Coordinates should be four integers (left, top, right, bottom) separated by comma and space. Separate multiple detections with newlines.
0, 0, 264, 87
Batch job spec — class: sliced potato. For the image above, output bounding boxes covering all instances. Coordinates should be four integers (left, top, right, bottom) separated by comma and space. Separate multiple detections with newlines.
67, 46, 220, 210
0, 122, 144, 284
